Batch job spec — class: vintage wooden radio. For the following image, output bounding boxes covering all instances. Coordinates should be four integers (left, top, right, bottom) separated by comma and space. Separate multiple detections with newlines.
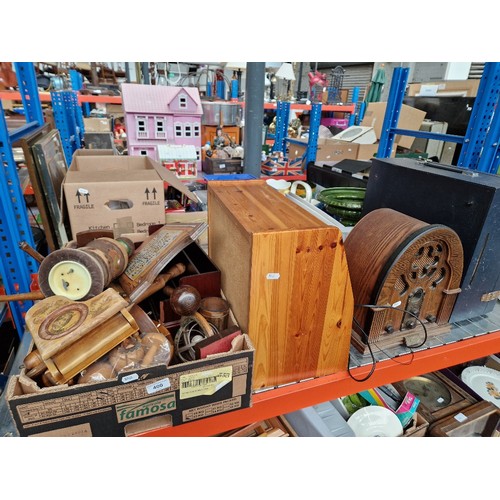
207, 180, 354, 389
344, 208, 464, 353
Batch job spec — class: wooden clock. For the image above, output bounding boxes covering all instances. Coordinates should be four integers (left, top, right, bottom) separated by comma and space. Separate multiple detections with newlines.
392, 370, 478, 426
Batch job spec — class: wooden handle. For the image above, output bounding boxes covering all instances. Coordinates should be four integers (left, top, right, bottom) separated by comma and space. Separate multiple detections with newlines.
133, 262, 187, 303
193, 311, 215, 337
19, 241, 45, 264
0, 291, 45, 303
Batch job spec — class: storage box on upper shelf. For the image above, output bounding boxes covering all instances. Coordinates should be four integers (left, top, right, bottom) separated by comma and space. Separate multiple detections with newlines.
207, 180, 354, 390
360, 102, 426, 149
288, 137, 396, 163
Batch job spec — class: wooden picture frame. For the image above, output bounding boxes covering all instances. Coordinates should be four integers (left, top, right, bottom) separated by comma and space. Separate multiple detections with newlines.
14, 124, 58, 252
30, 129, 70, 249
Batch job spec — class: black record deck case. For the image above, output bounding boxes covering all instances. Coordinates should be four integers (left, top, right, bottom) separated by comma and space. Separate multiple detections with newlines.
361, 157, 500, 323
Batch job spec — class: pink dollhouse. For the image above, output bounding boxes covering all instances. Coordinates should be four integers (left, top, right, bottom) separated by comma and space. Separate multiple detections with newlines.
121, 83, 203, 170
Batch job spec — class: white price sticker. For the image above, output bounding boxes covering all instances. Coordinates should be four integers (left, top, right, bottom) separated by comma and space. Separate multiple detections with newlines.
121, 373, 139, 384
146, 378, 171, 394
266, 273, 280, 280
454, 412, 468, 423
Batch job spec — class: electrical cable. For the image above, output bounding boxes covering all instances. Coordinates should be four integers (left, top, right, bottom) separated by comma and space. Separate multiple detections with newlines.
354, 303, 429, 349
347, 316, 377, 382
347, 303, 429, 382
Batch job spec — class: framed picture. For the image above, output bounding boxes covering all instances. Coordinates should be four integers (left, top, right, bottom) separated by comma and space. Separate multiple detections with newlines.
84, 132, 115, 151
15, 124, 63, 252
30, 128, 70, 249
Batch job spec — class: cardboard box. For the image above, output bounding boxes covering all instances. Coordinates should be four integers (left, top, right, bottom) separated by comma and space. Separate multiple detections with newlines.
289, 138, 359, 163
290, 138, 396, 164
6, 335, 254, 437
63, 155, 199, 238
361, 102, 426, 149
407, 79, 480, 98
83, 117, 112, 133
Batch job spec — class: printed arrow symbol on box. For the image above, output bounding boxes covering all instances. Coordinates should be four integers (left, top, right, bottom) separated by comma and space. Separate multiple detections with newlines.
145, 188, 157, 200
76, 189, 90, 203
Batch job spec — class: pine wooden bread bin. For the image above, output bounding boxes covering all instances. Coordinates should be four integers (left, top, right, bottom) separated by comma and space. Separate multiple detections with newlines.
207, 180, 354, 389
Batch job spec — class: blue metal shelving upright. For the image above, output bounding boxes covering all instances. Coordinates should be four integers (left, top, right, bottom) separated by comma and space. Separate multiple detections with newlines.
51, 90, 85, 165
0, 63, 43, 338
271, 101, 291, 154
305, 102, 322, 165
378, 63, 500, 174
69, 69, 91, 117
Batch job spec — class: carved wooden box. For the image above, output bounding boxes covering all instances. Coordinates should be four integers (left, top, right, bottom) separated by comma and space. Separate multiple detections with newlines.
207, 180, 354, 389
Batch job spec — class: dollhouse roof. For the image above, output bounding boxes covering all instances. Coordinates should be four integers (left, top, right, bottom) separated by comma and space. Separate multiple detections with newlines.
121, 83, 203, 115
157, 144, 198, 160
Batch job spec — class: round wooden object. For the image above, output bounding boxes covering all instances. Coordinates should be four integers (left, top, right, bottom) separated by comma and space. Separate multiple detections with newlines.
344, 208, 463, 339
38, 248, 106, 301
85, 237, 129, 279
81, 247, 111, 287
24, 350, 46, 378
170, 285, 201, 317
116, 236, 135, 257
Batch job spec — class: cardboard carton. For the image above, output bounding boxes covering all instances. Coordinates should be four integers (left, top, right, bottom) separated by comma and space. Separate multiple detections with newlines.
407, 79, 480, 98
289, 138, 396, 164
83, 117, 112, 133
6, 334, 254, 437
63, 155, 199, 238
361, 102, 426, 149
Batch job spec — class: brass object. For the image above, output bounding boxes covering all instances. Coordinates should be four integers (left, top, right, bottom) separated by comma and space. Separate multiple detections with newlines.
198, 296, 230, 332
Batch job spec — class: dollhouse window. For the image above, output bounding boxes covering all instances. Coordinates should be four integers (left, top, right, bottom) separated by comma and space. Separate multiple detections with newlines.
155, 117, 166, 139
175, 123, 183, 137
136, 116, 148, 138
140, 150, 148, 156
179, 94, 187, 108
193, 123, 200, 137
196, 148, 201, 160
184, 124, 192, 137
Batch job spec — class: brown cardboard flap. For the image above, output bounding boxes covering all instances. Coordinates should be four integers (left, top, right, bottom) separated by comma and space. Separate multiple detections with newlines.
149, 157, 200, 204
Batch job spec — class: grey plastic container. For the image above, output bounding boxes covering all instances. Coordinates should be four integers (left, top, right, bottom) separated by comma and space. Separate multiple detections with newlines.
285, 400, 355, 437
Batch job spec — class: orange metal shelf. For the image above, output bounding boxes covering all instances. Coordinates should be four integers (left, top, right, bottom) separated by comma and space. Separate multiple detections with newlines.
1, 91, 354, 113
134, 329, 500, 437
0, 90, 122, 104
263, 102, 355, 113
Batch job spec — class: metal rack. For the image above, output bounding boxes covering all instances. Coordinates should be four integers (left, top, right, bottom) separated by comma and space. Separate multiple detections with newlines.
135, 306, 500, 436
0, 63, 42, 338
378, 63, 500, 174
50, 90, 85, 165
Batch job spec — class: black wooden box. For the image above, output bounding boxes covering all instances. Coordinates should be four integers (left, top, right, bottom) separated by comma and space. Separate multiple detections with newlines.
361, 158, 500, 322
